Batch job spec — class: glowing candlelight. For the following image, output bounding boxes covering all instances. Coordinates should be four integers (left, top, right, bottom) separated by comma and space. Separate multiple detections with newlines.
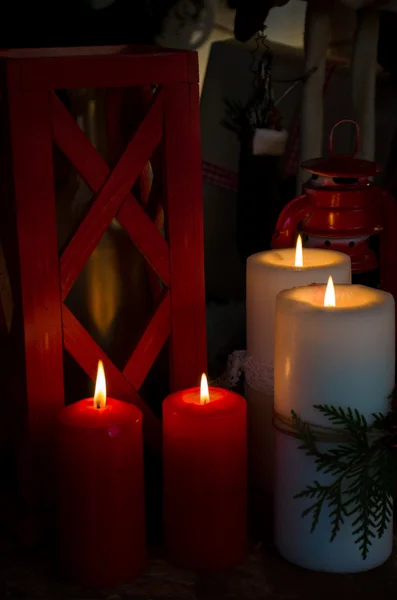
200, 373, 210, 405
294, 234, 303, 267
94, 360, 106, 409
324, 275, 336, 307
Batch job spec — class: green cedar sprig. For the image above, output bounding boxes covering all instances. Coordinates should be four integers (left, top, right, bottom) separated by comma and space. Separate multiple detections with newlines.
292, 404, 397, 560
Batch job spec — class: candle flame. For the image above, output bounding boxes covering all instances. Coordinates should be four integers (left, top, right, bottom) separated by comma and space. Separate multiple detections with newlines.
94, 360, 106, 409
324, 276, 336, 307
200, 373, 210, 405
295, 234, 303, 267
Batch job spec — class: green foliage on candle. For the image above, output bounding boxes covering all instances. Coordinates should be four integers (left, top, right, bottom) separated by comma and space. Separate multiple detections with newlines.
291, 404, 397, 560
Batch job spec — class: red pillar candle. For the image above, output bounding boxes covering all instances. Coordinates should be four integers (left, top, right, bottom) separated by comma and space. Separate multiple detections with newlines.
57, 361, 146, 587
163, 374, 247, 569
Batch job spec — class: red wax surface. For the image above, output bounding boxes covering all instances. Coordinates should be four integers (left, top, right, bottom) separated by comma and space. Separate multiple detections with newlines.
163, 386, 247, 570
57, 398, 146, 588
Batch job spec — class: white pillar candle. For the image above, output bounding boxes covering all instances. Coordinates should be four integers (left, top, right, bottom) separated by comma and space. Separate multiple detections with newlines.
246, 243, 351, 492
274, 283, 395, 572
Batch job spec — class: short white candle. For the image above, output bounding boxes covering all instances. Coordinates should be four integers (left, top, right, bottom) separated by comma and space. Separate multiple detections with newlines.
246, 241, 351, 491
274, 282, 395, 572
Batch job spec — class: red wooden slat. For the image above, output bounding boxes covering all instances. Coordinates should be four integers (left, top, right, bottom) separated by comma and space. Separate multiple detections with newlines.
51, 91, 109, 190
146, 148, 166, 301
8, 50, 193, 91
6, 71, 65, 502
60, 88, 162, 296
51, 91, 170, 297
186, 51, 200, 85
163, 80, 207, 390
0, 45, 189, 60
62, 304, 161, 453
104, 87, 165, 301
187, 80, 207, 376
123, 290, 171, 390
117, 197, 169, 288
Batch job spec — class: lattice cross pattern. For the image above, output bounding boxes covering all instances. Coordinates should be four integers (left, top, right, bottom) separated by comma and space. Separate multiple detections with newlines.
52, 89, 168, 452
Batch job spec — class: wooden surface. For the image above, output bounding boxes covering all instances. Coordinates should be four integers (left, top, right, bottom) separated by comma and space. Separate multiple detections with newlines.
1, 531, 397, 600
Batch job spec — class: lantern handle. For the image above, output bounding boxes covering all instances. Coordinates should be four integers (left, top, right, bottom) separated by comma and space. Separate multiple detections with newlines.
329, 119, 360, 157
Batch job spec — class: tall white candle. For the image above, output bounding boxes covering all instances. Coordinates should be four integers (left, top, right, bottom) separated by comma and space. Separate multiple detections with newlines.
274, 282, 395, 572
246, 244, 351, 491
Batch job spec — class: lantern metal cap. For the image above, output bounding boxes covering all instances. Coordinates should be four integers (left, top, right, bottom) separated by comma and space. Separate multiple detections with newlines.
302, 119, 381, 179
302, 155, 381, 179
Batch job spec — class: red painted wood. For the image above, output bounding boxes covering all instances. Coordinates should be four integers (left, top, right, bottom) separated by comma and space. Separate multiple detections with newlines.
1, 47, 193, 91
142, 172, 164, 304
188, 82, 207, 380
117, 196, 169, 287
6, 65, 64, 503
105, 86, 154, 167
105, 86, 164, 303
140, 161, 153, 207
22, 53, 188, 88
186, 51, 200, 85
0, 46, 187, 59
143, 145, 166, 304
163, 77, 207, 390
62, 304, 161, 453
123, 290, 171, 390
60, 88, 162, 296
51, 91, 169, 297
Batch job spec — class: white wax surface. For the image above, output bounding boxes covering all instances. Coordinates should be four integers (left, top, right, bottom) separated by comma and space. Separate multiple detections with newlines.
274, 430, 393, 572
274, 284, 395, 422
245, 248, 351, 493
274, 283, 395, 572
247, 248, 351, 368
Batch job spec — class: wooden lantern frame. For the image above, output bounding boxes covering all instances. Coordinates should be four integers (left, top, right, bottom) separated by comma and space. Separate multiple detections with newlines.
0, 46, 207, 507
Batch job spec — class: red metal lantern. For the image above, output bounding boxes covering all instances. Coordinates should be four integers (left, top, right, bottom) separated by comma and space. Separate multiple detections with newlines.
273, 120, 397, 300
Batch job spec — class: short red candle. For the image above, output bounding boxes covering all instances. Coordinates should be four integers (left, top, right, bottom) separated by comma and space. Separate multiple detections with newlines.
163, 380, 247, 569
57, 366, 146, 588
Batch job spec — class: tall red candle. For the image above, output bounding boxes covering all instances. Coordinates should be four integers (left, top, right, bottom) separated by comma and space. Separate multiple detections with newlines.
163, 374, 247, 570
57, 361, 146, 587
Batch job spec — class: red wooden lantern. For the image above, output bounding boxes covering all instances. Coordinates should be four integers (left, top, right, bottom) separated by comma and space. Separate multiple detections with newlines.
273, 120, 397, 302
0, 46, 207, 523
